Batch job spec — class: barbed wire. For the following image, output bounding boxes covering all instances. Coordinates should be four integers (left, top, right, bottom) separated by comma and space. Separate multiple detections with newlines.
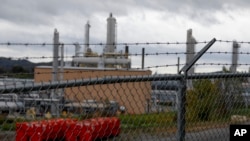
0, 39, 250, 47
145, 63, 250, 69
217, 40, 250, 44
0, 41, 206, 46
2, 51, 250, 61
194, 63, 250, 66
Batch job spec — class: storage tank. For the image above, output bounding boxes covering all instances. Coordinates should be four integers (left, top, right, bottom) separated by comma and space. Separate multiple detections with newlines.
105, 13, 117, 53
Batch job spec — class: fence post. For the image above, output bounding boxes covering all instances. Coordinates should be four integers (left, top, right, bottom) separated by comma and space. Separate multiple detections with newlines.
177, 38, 216, 141
177, 72, 187, 141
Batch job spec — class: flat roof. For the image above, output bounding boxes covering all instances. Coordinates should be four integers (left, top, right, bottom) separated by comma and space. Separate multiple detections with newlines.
65, 102, 106, 108
36, 66, 151, 72
22, 98, 60, 102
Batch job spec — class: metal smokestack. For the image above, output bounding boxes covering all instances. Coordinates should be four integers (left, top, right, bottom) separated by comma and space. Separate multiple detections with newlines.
105, 13, 117, 53
84, 21, 91, 55
52, 28, 60, 117
230, 41, 240, 73
186, 29, 196, 74
52, 28, 59, 81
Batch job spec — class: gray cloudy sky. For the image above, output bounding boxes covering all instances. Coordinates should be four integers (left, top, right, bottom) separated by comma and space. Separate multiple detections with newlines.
0, 0, 250, 73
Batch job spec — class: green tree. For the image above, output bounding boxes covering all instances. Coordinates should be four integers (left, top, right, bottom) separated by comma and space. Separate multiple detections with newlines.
0, 67, 5, 74
220, 66, 245, 110
11, 65, 26, 73
187, 79, 221, 121
10, 65, 33, 78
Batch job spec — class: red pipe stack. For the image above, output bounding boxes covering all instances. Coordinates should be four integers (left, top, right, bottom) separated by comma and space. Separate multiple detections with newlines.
16, 117, 120, 141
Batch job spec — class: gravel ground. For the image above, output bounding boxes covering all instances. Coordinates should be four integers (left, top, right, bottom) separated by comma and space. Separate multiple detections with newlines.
1, 126, 230, 141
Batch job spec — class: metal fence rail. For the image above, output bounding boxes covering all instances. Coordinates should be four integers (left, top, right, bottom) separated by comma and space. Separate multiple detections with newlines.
0, 74, 182, 94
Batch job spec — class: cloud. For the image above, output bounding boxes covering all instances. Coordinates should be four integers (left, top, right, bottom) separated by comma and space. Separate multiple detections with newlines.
135, 0, 250, 25
1, 0, 249, 27
139, 0, 250, 13
0, 0, 54, 25
0, 0, 250, 73
0, 0, 132, 26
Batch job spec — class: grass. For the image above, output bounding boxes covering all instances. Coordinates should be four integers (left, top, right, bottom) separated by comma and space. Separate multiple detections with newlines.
2, 108, 250, 132
230, 108, 250, 116
119, 107, 250, 133
119, 112, 176, 133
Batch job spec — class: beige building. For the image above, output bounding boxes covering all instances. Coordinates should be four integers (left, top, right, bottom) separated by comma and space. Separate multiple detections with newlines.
34, 66, 152, 114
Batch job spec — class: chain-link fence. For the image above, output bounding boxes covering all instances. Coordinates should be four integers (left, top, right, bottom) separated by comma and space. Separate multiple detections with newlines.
0, 39, 250, 141
1, 71, 250, 141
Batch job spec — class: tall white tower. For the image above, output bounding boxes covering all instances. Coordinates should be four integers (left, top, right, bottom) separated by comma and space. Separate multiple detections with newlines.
186, 29, 196, 74
52, 28, 59, 81
230, 41, 240, 73
105, 13, 117, 53
84, 21, 91, 55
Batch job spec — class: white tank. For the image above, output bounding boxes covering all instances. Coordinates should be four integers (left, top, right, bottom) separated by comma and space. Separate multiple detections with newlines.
105, 13, 117, 53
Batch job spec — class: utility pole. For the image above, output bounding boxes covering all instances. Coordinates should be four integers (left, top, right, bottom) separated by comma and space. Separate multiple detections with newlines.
177, 57, 180, 73
142, 48, 145, 69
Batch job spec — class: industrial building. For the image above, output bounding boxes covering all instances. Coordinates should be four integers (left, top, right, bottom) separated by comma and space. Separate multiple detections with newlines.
34, 13, 151, 115
72, 13, 131, 69
34, 67, 151, 114
0, 13, 246, 119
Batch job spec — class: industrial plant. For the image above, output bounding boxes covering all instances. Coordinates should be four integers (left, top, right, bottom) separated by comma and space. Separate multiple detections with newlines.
0, 13, 245, 119
73, 13, 131, 69
0, 13, 148, 118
